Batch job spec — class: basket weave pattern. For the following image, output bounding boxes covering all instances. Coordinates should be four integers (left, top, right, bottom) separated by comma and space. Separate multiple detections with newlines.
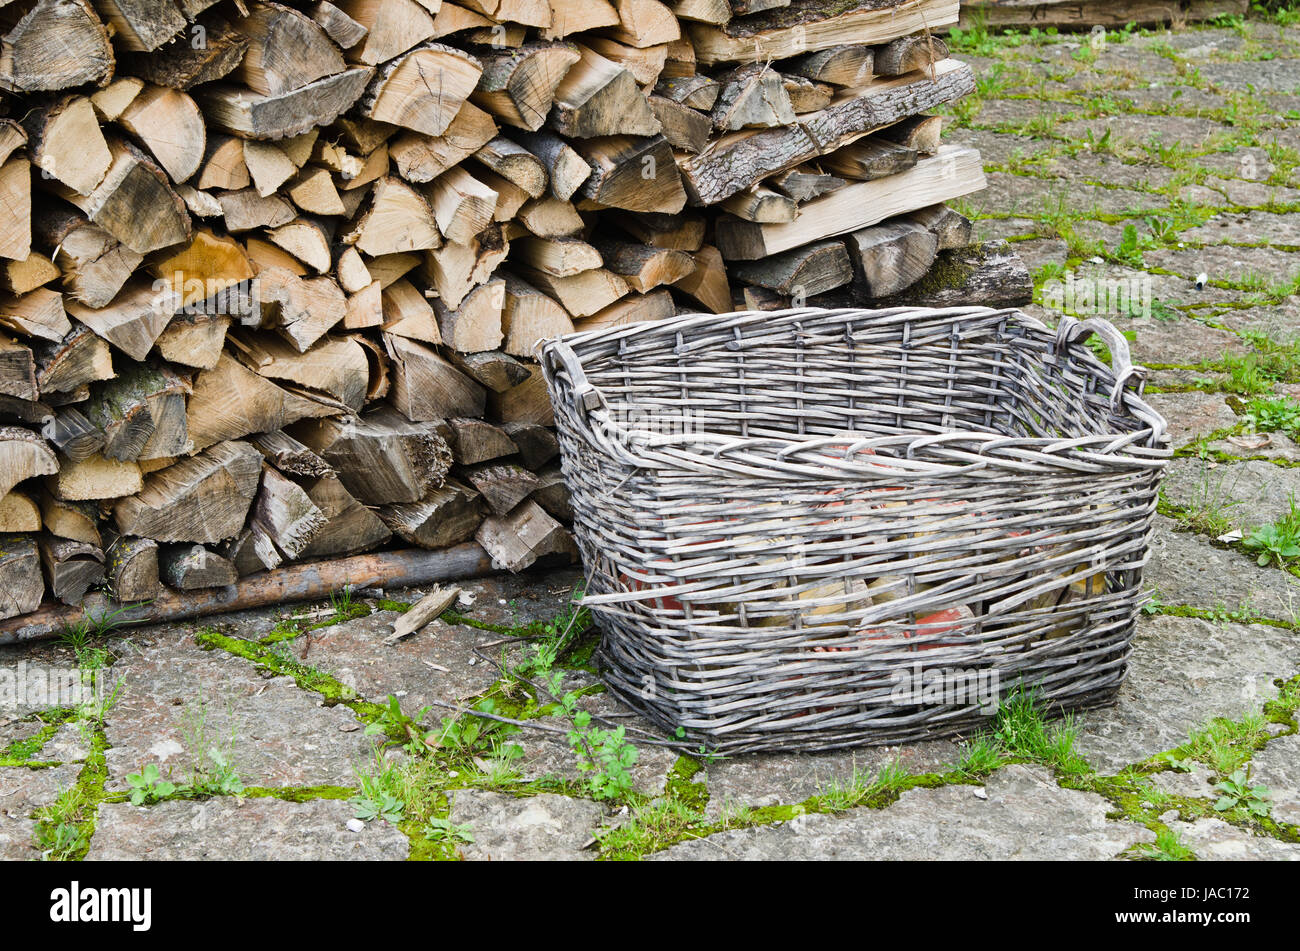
542, 306, 1170, 754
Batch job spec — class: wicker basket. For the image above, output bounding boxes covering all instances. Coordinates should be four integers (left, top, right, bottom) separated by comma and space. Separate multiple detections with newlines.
541, 306, 1170, 754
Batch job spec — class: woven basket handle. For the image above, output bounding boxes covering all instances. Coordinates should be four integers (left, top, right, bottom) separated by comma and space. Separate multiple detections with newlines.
1053, 315, 1147, 412
543, 339, 607, 419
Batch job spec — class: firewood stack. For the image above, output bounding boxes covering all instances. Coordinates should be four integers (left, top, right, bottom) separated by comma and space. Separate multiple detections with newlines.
0, 0, 992, 621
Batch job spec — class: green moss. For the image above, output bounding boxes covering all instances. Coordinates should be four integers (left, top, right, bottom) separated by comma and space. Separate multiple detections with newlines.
31, 721, 110, 861
0, 707, 78, 763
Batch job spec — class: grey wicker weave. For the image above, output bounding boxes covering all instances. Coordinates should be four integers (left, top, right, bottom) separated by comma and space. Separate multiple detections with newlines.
541, 306, 1170, 754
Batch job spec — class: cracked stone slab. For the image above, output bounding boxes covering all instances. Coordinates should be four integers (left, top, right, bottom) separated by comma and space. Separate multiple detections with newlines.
1207, 431, 1300, 463
1074, 615, 1300, 772
86, 797, 408, 860
941, 127, 1057, 168
1150, 763, 1216, 800
979, 171, 1166, 219
1146, 515, 1300, 621
0, 717, 46, 755
1143, 392, 1236, 448
293, 611, 502, 714
1162, 457, 1300, 533
447, 789, 607, 860
696, 739, 964, 821
1167, 817, 1300, 860
1199, 59, 1300, 93
651, 765, 1152, 860
1056, 115, 1228, 151
1183, 210, 1300, 249
0, 763, 81, 860
1249, 733, 1300, 826
101, 630, 374, 792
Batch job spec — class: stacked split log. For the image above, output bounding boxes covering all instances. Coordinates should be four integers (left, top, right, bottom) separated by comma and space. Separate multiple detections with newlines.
0, 0, 997, 621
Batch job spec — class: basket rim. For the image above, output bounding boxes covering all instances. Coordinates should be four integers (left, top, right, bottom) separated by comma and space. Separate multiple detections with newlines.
541, 306, 1170, 480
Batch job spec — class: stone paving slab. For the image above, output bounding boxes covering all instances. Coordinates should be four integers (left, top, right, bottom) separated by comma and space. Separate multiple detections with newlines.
1142, 392, 1237, 448
448, 790, 606, 861
696, 739, 964, 820
101, 631, 373, 792
86, 797, 409, 860
1074, 615, 1300, 772
1162, 457, 1300, 533
1249, 734, 1300, 826
295, 612, 502, 713
1146, 515, 1300, 621
651, 765, 1152, 860
1166, 817, 1300, 860
0, 763, 82, 860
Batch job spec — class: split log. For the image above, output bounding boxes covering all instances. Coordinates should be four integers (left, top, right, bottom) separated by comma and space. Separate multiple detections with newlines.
112, 439, 262, 543
104, 535, 161, 602
379, 477, 484, 549
548, 46, 660, 138
379, 278, 441, 343
770, 165, 845, 202
243, 139, 296, 196
447, 418, 518, 465
715, 145, 984, 259
0, 335, 37, 400
465, 462, 541, 516
648, 95, 713, 152
573, 134, 686, 213
346, 176, 441, 257
118, 85, 206, 184
1, 0, 115, 93
310, 0, 368, 48
250, 430, 331, 478
486, 363, 553, 425
185, 352, 336, 451
433, 279, 505, 353
500, 421, 558, 469
844, 220, 937, 297
232, 332, 368, 411
291, 407, 454, 505
34, 210, 140, 309
258, 267, 347, 351
511, 130, 590, 200
516, 197, 585, 237
40, 493, 100, 544
34, 325, 114, 396
0, 291, 65, 349
732, 239, 852, 297
423, 225, 508, 308
689, 0, 959, 65
234, 1, 346, 96
877, 113, 942, 154
822, 136, 916, 181
606, 0, 680, 48
0, 158, 32, 261
0, 426, 58, 497
52, 138, 191, 255
782, 75, 834, 113
573, 287, 673, 331
428, 166, 499, 245
198, 67, 374, 139
0, 253, 61, 296
334, 0, 435, 65
501, 275, 573, 357
296, 471, 392, 559
613, 210, 704, 249
123, 13, 250, 89
719, 187, 796, 223
38, 535, 102, 604
0, 534, 43, 620
517, 266, 628, 317
148, 229, 253, 310
530, 464, 572, 521
791, 44, 874, 87
711, 64, 795, 130
48, 453, 142, 501
908, 202, 972, 250
875, 33, 949, 76
654, 74, 719, 109
159, 543, 238, 589
154, 313, 230, 370
250, 465, 326, 560
672, 243, 731, 313
359, 43, 483, 137
23, 96, 112, 197
544, 0, 621, 37
90, 79, 145, 121
44, 408, 103, 462
867, 240, 1032, 310
475, 498, 563, 571
384, 333, 487, 421
0, 491, 40, 532
473, 43, 582, 132
448, 349, 531, 393
389, 103, 497, 184
65, 282, 179, 361
92, 0, 186, 52
595, 239, 693, 292
473, 137, 548, 198
516, 236, 602, 277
